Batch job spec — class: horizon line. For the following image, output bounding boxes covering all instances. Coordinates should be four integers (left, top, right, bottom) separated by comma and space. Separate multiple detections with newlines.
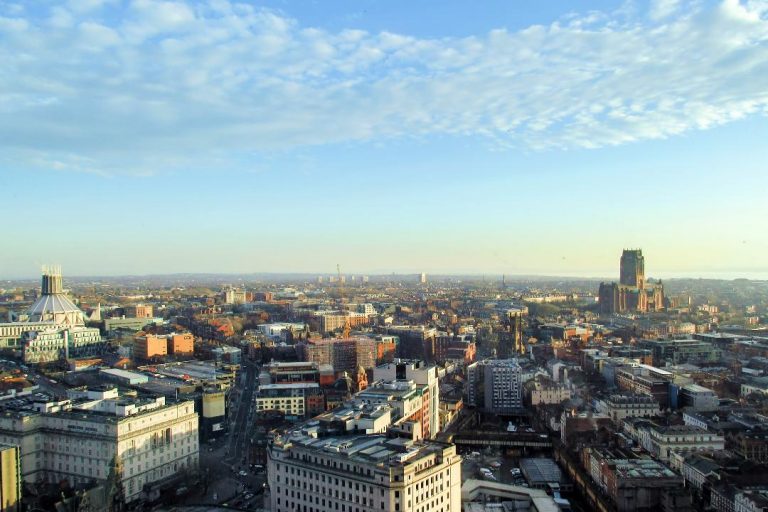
2, 270, 767, 282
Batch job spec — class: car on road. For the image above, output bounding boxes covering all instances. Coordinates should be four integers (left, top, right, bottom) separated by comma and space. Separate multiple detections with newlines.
239, 470, 248, 476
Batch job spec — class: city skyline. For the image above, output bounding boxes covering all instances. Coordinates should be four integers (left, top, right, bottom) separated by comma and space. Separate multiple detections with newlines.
2, 0, 767, 278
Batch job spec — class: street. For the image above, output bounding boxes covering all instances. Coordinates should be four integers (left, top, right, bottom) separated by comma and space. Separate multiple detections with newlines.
180, 360, 264, 509
225, 360, 259, 465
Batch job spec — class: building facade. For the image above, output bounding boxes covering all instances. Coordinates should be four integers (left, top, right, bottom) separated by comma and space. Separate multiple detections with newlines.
21, 326, 105, 364
373, 360, 440, 439
0, 444, 20, 512
0, 387, 198, 503
595, 394, 660, 422
267, 434, 461, 512
255, 383, 325, 420
466, 359, 522, 414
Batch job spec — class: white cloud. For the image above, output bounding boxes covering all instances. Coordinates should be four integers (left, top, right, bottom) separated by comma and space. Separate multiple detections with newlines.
1, 0, 767, 175
650, 0, 682, 20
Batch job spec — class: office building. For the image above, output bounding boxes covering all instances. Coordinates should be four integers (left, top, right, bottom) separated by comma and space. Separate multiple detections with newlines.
466, 359, 523, 414
356, 380, 430, 440
678, 383, 719, 411
615, 364, 673, 408
267, 433, 461, 512
638, 338, 721, 366
167, 333, 194, 356
374, 360, 440, 438
255, 382, 325, 420
385, 326, 438, 362
134, 334, 168, 360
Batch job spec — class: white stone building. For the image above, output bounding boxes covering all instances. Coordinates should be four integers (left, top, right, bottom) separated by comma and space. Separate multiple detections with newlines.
267, 433, 461, 512
595, 394, 660, 422
0, 387, 198, 502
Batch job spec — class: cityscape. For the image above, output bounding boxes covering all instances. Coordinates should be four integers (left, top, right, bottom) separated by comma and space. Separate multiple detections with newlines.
0, 250, 767, 512
2, 1, 768, 512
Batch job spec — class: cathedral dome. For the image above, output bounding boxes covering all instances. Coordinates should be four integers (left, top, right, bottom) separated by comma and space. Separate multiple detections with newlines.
26, 266, 86, 326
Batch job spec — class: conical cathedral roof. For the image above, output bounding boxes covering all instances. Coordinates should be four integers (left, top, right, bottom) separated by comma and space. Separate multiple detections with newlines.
26, 266, 86, 326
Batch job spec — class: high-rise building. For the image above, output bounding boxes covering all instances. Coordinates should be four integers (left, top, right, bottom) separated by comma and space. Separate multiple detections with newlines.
466, 359, 523, 414
419, 272, 427, 284
267, 433, 461, 512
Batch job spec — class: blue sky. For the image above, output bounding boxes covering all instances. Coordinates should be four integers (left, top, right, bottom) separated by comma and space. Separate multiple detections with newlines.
1, 0, 767, 278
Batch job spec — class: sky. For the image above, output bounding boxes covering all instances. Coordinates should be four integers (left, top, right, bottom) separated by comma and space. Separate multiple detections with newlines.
1, 0, 767, 279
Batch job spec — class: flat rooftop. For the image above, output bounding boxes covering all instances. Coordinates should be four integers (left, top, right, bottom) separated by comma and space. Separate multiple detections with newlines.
275, 433, 448, 468
259, 382, 319, 390
519, 458, 564, 484
613, 458, 677, 479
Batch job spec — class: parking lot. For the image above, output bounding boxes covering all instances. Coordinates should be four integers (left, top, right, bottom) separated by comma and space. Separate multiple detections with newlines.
459, 446, 530, 487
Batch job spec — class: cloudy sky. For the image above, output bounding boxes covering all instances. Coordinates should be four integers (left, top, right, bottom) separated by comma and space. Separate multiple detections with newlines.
1, 0, 767, 278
